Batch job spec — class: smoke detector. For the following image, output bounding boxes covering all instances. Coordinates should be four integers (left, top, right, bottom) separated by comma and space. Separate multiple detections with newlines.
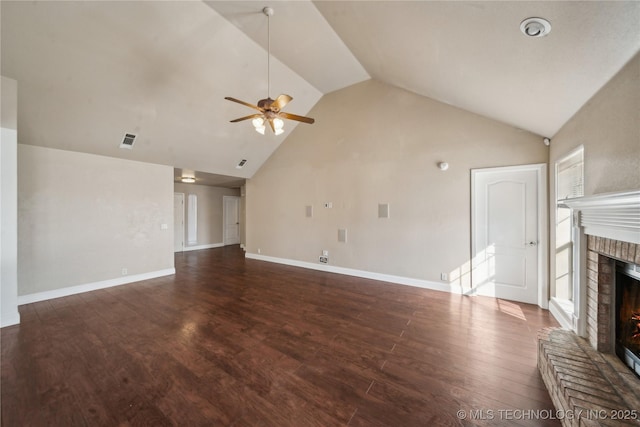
520, 17, 551, 38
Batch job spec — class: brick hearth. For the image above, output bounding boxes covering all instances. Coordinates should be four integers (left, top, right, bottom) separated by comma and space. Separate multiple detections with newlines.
539, 236, 640, 427
538, 328, 640, 427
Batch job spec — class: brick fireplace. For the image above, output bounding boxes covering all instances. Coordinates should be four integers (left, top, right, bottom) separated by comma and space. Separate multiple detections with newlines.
585, 235, 640, 353
538, 191, 640, 426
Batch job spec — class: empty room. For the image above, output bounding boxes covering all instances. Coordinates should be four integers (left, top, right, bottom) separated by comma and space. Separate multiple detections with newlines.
1, 1, 639, 426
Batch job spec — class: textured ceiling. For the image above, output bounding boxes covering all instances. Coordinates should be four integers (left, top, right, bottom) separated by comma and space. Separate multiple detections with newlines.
2, 1, 639, 186
311, 1, 640, 138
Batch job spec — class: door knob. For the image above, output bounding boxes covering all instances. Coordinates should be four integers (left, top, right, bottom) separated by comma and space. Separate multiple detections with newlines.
526, 241, 537, 246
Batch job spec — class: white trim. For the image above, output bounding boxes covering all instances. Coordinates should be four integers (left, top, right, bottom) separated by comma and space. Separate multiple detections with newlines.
183, 243, 224, 252
562, 190, 640, 244
555, 145, 584, 200
223, 195, 241, 246
552, 147, 584, 333
174, 192, 185, 252
471, 163, 548, 308
549, 297, 573, 330
537, 164, 549, 309
17, 268, 176, 305
187, 194, 198, 245
562, 189, 640, 337
1, 312, 20, 328
245, 253, 460, 294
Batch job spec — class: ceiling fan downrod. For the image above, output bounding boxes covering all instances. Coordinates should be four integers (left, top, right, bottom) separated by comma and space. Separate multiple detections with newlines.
263, 6, 273, 100
224, 5, 315, 135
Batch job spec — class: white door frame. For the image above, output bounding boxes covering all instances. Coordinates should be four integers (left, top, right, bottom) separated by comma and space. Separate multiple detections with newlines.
471, 163, 548, 308
222, 195, 241, 246
174, 192, 185, 252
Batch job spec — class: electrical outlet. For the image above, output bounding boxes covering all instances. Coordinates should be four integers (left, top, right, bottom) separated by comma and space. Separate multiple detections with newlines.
322, 250, 329, 256
440, 273, 448, 281
122, 268, 128, 276
319, 256, 328, 264
257, 248, 261, 254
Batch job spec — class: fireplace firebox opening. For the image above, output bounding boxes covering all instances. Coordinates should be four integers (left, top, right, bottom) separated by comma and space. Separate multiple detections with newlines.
615, 261, 640, 377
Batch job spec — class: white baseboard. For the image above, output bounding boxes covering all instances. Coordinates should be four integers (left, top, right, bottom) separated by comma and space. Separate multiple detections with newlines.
245, 253, 457, 294
1, 312, 21, 328
17, 268, 176, 306
180, 243, 224, 252
549, 297, 573, 330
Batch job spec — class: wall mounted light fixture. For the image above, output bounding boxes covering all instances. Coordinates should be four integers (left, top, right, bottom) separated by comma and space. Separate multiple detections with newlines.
438, 162, 449, 171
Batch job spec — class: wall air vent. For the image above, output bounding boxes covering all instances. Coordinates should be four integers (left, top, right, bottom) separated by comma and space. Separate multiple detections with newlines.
236, 159, 247, 169
119, 133, 136, 149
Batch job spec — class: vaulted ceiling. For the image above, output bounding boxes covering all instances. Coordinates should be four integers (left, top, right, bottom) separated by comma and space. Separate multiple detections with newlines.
2, 1, 639, 186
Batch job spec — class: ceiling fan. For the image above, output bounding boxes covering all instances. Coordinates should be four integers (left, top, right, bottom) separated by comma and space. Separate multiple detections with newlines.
225, 6, 314, 135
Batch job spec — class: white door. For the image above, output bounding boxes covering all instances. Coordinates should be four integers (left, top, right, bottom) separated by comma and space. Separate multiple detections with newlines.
471, 165, 546, 305
174, 193, 184, 252
223, 196, 240, 245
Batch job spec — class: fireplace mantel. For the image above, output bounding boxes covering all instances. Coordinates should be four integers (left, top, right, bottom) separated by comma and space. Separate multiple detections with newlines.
562, 190, 640, 244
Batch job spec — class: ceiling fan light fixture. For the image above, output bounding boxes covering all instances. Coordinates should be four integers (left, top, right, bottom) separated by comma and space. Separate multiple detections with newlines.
273, 118, 284, 130
181, 176, 196, 183
225, 6, 314, 134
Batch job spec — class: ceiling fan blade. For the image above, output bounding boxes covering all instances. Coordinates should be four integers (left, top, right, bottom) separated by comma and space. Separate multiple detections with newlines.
271, 94, 293, 112
279, 112, 315, 124
224, 97, 262, 112
230, 113, 263, 123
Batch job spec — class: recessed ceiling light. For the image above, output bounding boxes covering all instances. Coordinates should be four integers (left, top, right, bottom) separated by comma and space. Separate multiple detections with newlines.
181, 176, 195, 183
520, 17, 551, 38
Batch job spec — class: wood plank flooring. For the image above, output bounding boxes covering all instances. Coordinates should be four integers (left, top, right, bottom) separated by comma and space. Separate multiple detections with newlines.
1, 246, 560, 426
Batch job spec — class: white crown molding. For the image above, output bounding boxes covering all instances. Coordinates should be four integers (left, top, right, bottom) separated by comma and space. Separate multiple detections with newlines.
562, 190, 640, 244
17, 268, 176, 306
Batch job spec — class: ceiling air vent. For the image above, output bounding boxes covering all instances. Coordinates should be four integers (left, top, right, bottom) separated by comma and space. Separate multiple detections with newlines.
236, 159, 247, 169
119, 133, 136, 149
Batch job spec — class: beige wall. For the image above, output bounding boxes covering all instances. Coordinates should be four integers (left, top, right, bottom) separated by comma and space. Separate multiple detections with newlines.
246, 79, 548, 284
18, 145, 174, 296
549, 52, 640, 299
550, 52, 640, 196
173, 182, 240, 248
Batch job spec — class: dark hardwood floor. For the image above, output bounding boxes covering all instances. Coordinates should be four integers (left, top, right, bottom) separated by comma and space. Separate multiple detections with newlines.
1, 246, 560, 426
